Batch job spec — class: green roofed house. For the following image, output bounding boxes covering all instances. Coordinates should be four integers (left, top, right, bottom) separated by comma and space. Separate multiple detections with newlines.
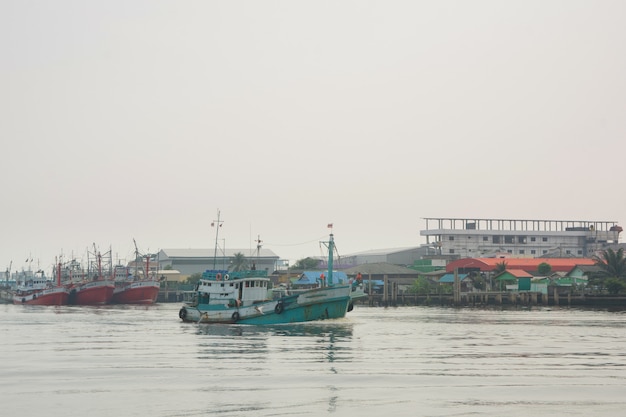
495, 269, 533, 291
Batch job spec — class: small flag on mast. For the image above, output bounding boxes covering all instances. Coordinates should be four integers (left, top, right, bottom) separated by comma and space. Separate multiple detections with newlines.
327, 223, 333, 228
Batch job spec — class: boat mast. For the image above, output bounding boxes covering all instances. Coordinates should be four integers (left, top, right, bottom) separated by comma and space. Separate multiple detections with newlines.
211, 210, 223, 269
321, 224, 335, 286
5, 260, 11, 285
56, 258, 62, 287
133, 239, 140, 280
327, 233, 334, 286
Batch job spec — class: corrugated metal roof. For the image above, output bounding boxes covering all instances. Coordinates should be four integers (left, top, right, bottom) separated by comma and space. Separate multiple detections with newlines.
446, 257, 596, 273
346, 247, 420, 256
159, 248, 278, 258
439, 273, 469, 283
505, 269, 533, 278
342, 262, 418, 275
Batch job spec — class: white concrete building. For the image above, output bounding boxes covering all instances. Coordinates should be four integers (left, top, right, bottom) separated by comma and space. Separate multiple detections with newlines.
420, 217, 622, 259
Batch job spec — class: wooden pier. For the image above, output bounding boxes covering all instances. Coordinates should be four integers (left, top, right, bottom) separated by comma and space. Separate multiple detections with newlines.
357, 290, 626, 308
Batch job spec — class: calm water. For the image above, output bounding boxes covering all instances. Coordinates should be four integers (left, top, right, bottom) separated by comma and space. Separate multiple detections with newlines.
2, 303, 625, 417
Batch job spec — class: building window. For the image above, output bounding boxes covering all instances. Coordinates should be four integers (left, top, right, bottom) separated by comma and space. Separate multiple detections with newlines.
531, 237, 536, 242
578, 250, 583, 255
531, 250, 536, 255
493, 236, 500, 244
519, 250, 525, 254
518, 236, 527, 244
449, 249, 455, 254
543, 250, 547, 254
566, 250, 571, 255
505, 236, 514, 244
507, 250, 512, 253
483, 236, 488, 241
449, 236, 455, 241
542, 237, 548, 242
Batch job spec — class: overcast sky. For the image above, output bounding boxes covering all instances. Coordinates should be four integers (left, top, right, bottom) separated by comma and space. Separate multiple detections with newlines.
2, 1, 625, 273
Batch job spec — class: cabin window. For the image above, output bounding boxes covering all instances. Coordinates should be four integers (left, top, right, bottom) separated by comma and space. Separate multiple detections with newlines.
245, 282, 250, 288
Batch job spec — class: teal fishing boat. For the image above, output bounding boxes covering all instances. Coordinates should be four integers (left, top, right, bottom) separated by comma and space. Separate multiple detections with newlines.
178, 232, 363, 324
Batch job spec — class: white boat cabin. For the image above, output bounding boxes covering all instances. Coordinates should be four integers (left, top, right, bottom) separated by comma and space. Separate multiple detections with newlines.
195, 270, 272, 307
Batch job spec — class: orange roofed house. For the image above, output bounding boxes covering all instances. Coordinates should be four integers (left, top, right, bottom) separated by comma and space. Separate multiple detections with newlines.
445, 257, 596, 274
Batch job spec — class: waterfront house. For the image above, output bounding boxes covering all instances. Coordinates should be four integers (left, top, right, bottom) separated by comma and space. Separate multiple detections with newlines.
438, 273, 471, 291
494, 269, 533, 291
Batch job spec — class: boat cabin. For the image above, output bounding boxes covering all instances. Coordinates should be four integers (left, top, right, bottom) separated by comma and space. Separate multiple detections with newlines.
195, 270, 272, 307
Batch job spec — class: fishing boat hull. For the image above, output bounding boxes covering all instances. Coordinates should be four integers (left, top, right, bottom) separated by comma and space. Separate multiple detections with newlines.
179, 285, 352, 325
13, 286, 69, 306
68, 280, 115, 305
111, 280, 160, 304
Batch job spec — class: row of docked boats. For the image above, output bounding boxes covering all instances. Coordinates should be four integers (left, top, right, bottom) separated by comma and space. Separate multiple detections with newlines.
11, 272, 160, 306
8, 246, 160, 306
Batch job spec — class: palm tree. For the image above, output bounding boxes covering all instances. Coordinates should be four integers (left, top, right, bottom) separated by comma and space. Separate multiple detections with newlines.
230, 252, 249, 272
494, 261, 508, 275
593, 248, 626, 279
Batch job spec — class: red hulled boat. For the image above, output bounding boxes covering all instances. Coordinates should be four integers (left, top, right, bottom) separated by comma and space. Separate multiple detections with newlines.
111, 242, 160, 304
13, 264, 69, 306
64, 247, 115, 305
68, 279, 115, 305
112, 280, 160, 304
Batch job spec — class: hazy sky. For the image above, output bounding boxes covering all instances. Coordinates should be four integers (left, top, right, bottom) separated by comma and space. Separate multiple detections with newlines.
2, 1, 625, 273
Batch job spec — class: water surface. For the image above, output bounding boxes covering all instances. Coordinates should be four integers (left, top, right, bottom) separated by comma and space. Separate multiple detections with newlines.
2, 304, 625, 416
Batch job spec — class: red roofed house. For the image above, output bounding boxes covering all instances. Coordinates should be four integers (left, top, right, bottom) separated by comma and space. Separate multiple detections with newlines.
446, 257, 596, 274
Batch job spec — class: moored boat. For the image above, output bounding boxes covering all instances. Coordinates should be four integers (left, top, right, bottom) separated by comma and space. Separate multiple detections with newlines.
64, 247, 115, 305
13, 265, 69, 306
14, 285, 69, 305
111, 279, 160, 304
68, 279, 115, 305
178, 231, 364, 324
111, 241, 160, 304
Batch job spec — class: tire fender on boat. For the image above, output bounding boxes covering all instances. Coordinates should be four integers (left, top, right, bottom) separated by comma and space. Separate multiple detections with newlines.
231, 311, 240, 322
347, 302, 354, 312
179, 307, 187, 320
274, 302, 284, 314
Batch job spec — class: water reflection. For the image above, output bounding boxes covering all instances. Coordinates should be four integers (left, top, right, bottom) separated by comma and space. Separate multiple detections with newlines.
192, 321, 354, 364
